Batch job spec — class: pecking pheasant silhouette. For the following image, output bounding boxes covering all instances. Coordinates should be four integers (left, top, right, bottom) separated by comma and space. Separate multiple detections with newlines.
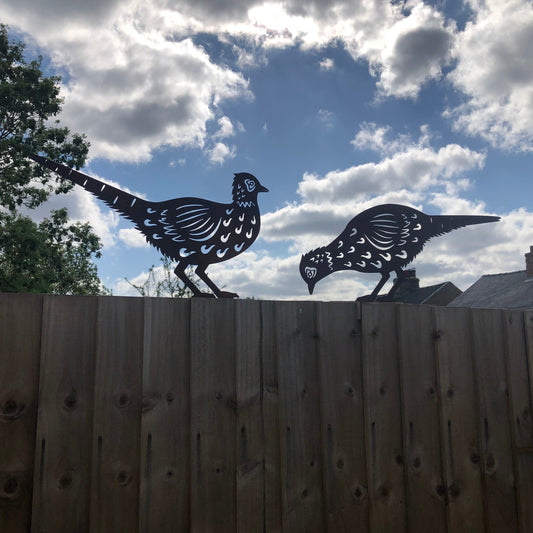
300, 203, 500, 301
29, 153, 268, 298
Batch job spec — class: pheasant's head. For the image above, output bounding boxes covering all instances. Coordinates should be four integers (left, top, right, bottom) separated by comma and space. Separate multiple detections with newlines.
299, 247, 332, 295
232, 173, 268, 208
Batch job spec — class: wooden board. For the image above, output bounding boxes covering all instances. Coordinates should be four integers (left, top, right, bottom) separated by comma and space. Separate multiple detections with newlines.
316, 301, 369, 532
515, 310, 533, 533
89, 296, 144, 533
189, 298, 237, 532
0, 293, 43, 533
235, 299, 264, 532
31, 295, 97, 533
360, 302, 406, 533
260, 300, 283, 532
397, 304, 446, 532
139, 298, 191, 533
471, 309, 518, 532
276, 300, 325, 533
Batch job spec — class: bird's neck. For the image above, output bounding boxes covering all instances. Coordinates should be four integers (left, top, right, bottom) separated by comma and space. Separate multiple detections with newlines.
235, 199, 257, 209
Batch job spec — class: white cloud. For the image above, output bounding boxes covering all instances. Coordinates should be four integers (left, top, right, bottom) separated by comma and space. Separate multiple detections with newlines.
445, 0, 533, 151
118, 227, 150, 248
206, 142, 237, 165
319, 57, 334, 71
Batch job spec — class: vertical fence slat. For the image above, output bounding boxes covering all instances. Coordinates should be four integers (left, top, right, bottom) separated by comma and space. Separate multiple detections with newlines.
515, 310, 533, 533
31, 295, 97, 533
190, 299, 236, 533
471, 309, 518, 532
89, 296, 144, 533
235, 300, 264, 532
316, 301, 369, 532
139, 298, 190, 533
433, 306, 485, 532
397, 305, 446, 532
260, 300, 283, 532
276, 301, 325, 533
361, 302, 406, 533
0, 294, 43, 533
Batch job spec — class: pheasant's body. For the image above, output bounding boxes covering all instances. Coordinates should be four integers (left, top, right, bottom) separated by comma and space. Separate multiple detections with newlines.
29, 154, 268, 298
300, 204, 500, 300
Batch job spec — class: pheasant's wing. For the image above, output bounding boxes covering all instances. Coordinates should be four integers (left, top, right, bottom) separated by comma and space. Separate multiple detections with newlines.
139, 199, 227, 259
362, 211, 405, 251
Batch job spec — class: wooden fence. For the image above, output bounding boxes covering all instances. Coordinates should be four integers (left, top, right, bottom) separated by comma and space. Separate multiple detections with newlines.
0, 293, 532, 532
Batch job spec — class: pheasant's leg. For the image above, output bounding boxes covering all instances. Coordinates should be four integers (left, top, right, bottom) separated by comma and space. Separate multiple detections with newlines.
357, 272, 390, 302
385, 268, 405, 300
174, 263, 213, 298
195, 265, 238, 299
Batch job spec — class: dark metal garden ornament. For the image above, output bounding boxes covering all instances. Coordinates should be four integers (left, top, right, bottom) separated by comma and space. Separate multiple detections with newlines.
300, 203, 500, 301
29, 154, 268, 298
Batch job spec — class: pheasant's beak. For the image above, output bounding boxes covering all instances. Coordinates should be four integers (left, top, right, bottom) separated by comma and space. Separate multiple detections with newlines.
308, 282, 315, 295
258, 184, 269, 193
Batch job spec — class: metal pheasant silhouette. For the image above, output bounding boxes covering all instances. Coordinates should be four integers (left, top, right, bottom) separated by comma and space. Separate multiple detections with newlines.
300, 203, 500, 301
29, 154, 268, 298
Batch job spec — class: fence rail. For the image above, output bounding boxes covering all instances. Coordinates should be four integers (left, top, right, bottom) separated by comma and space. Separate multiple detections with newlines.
0, 293, 532, 532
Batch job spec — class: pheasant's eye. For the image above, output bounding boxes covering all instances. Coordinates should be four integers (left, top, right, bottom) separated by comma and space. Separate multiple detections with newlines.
244, 179, 256, 192
304, 266, 317, 279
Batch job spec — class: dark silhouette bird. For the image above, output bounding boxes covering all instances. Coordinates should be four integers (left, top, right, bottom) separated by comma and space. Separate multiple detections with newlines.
29, 153, 268, 298
300, 203, 500, 301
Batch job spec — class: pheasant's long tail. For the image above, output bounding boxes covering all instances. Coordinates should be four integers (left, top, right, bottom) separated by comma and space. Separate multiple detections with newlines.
427, 214, 500, 238
29, 153, 148, 221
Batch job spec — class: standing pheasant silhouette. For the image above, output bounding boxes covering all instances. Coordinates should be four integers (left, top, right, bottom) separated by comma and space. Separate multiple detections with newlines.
300, 203, 500, 301
29, 154, 268, 298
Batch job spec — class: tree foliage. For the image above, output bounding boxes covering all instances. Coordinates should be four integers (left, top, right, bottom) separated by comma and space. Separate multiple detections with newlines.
0, 209, 107, 294
0, 25, 106, 294
0, 23, 88, 211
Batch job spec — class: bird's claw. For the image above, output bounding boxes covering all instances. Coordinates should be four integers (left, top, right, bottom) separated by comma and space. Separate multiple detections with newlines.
356, 295, 377, 302
218, 291, 239, 299
192, 292, 216, 298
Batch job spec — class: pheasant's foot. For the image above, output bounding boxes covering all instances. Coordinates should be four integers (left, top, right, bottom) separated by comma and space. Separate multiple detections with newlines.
218, 291, 239, 298
356, 295, 377, 302
192, 292, 216, 298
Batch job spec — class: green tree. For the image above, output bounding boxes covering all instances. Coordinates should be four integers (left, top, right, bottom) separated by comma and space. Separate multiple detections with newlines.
0, 24, 106, 294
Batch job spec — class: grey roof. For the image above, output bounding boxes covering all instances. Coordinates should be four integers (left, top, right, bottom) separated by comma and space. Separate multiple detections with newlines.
376, 281, 462, 305
448, 270, 533, 309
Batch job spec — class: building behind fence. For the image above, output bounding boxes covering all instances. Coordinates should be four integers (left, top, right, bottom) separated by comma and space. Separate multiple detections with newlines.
0, 293, 532, 532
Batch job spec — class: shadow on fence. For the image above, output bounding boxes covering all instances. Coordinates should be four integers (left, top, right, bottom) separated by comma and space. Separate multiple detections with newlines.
0, 293, 532, 532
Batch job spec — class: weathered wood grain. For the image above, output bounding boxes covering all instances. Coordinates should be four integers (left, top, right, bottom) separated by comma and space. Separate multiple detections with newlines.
361, 302, 407, 533
260, 300, 283, 532
31, 295, 97, 533
471, 309, 518, 532
89, 296, 144, 533
0, 293, 43, 533
433, 306, 485, 533
190, 298, 237, 533
276, 300, 325, 533
397, 304, 446, 532
316, 301, 369, 533
139, 297, 191, 533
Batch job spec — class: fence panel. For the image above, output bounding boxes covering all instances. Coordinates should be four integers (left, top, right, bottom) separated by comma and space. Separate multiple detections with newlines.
397, 304, 446, 532
31, 295, 97, 533
89, 296, 144, 533
1, 294, 532, 532
361, 303, 406, 533
276, 301, 325, 533
190, 299, 237, 533
0, 294, 43, 533
316, 301, 369, 532
139, 297, 191, 533
433, 306, 485, 532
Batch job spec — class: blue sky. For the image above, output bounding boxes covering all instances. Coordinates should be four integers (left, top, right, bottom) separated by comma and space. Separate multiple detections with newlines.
2, 0, 533, 300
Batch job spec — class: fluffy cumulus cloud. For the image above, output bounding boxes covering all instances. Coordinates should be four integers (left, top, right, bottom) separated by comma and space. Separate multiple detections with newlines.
446, 0, 533, 151
0, 0, 462, 164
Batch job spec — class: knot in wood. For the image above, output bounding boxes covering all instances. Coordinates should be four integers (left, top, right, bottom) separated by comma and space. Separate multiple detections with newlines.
1, 398, 25, 421
116, 470, 131, 486
116, 393, 130, 409
63, 392, 77, 411
59, 473, 73, 490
